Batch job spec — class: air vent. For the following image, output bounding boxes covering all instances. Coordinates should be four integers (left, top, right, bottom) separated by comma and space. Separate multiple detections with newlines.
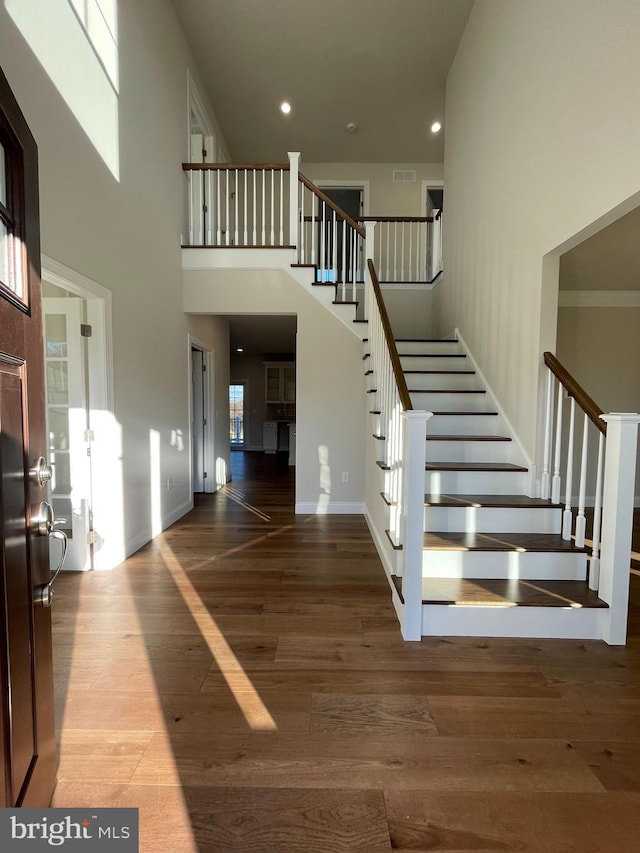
393, 170, 416, 183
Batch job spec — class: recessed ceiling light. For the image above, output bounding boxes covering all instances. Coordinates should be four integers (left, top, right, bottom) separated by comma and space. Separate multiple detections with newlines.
280, 101, 291, 115
236, 347, 244, 353
346, 122, 358, 133
431, 121, 442, 133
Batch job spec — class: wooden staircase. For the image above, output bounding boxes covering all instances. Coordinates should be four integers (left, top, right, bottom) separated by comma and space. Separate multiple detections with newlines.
367, 336, 609, 639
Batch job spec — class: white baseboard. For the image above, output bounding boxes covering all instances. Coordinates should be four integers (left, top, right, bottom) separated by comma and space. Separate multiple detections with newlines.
363, 507, 397, 580
295, 501, 364, 514
124, 497, 193, 560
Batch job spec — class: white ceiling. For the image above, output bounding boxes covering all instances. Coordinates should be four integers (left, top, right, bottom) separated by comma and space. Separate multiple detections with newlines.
172, 0, 474, 163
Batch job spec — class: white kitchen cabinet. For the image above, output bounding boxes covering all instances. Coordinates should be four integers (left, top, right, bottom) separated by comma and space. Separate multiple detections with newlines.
263, 421, 278, 454
264, 362, 295, 403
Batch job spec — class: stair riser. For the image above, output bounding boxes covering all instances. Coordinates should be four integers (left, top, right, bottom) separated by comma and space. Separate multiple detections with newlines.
426, 441, 513, 463
424, 469, 529, 495
419, 605, 605, 640
422, 549, 587, 579
400, 355, 468, 371
405, 373, 480, 391
396, 341, 462, 355
410, 391, 490, 411
425, 506, 561, 534
381, 467, 529, 496
427, 414, 500, 436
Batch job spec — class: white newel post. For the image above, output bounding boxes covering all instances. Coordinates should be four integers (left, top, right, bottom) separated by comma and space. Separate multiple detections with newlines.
598, 413, 640, 645
364, 222, 376, 320
400, 410, 431, 641
288, 152, 300, 250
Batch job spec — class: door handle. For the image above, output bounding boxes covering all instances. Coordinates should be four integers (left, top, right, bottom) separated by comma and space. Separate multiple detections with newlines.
33, 501, 68, 608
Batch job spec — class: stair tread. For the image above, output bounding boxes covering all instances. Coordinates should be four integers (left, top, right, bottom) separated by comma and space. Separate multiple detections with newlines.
431, 411, 498, 416
426, 435, 511, 442
395, 338, 459, 343
425, 462, 528, 471
391, 576, 607, 608
424, 493, 560, 508
398, 353, 467, 358
410, 389, 486, 394
423, 531, 586, 552
404, 370, 475, 375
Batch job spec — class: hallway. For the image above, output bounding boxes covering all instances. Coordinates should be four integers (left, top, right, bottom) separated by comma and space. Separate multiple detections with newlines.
51, 452, 640, 851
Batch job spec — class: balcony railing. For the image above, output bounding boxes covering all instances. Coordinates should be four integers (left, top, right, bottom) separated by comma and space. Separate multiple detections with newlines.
182, 153, 443, 287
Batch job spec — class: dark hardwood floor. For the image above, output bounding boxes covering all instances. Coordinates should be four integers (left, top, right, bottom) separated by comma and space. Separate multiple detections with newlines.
51, 451, 640, 852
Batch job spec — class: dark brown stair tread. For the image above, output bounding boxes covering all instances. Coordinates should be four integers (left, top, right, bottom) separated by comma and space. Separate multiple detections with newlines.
404, 369, 475, 374
423, 493, 560, 508
398, 353, 467, 358
382, 492, 560, 509
431, 411, 498, 416
410, 389, 486, 394
426, 435, 511, 442
423, 531, 587, 552
391, 576, 607, 608
425, 462, 527, 472
395, 338, 459, 343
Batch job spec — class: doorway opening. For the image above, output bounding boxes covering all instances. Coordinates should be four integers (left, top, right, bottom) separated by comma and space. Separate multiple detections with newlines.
317, 186, 364, 283
229, 383, 245, 448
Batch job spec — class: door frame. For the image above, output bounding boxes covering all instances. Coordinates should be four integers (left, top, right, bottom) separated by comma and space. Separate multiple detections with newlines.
188, 335, 215, 495
422, 179, 444, 215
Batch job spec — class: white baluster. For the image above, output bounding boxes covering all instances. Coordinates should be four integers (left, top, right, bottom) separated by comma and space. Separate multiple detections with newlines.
321, 202, 326, 281
393, 221, 398, 281
206, 169, 212, 244
408, 222, 413, 282
299, 185, 305, 264
252, 170, 256, 245
215, 170, 221, 244
188, 170, 194, 245
574, 412, 589, 547
311, 190, 316, 266
562, 396, 576, 540
279, 168, 284, 245
551, 384, 564, 504
589, 431, 605, 590
400, 221, 405, 281
270, 170, 274, 245
242, 169, 247, 245
541, 370, 553, 499
261, 170, 266, 245
234, 171, 239, 246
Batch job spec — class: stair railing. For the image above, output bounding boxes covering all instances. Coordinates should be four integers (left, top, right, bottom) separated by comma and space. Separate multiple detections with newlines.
295, 173, 366, 303
182, 162, 291, 247
367, 260, 431, 639
542, 352, 639, 643
358, 214, 443, 283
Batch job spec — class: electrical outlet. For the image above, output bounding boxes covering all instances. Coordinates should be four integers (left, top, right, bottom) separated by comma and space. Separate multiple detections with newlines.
342, 472, 349, 483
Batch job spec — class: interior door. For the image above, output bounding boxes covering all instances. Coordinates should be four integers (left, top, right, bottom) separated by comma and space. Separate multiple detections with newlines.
42, 297, 92, 570
191, 348, 205, 492
0, 69, 57, 806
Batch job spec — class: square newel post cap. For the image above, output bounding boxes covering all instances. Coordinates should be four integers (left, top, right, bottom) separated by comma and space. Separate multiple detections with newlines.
600, 413, 640, 424
401, 410, 434, 422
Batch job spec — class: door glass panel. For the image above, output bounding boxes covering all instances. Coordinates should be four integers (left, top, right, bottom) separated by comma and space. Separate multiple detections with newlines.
46, 361, 69, 404
45, 313, 68, 356
48, 406, 70, 451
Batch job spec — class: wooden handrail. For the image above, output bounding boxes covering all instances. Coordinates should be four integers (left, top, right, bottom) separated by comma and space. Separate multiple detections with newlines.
298, 173, 366, 238
356, 215, 434, 223
544, 352, 606, 434
182, 163, 290, 171
369, 259, 412, 411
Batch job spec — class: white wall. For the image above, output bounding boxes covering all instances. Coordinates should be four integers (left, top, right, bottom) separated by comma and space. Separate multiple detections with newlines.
435, 0, 640, 464
0, 0, 230, 559
184, 269, 367, 511
302, 162, 443, 216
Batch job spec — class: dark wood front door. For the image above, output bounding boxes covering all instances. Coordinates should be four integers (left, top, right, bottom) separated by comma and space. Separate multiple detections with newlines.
0, 67, 57, 806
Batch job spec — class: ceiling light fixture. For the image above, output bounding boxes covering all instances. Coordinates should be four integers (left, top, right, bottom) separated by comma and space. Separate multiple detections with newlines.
431, 121, 442, 133
280, 101, 291, 115
346, 122, 358, 133
236, 347, 244, 353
